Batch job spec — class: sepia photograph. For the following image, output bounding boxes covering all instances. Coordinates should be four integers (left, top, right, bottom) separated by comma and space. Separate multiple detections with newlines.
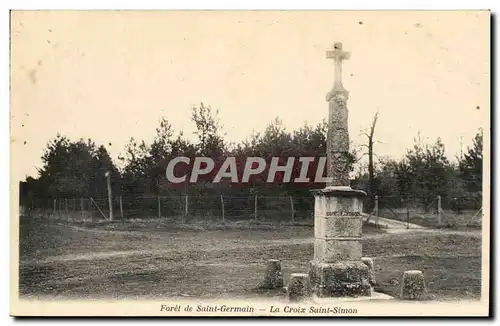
10, 10, 490, 317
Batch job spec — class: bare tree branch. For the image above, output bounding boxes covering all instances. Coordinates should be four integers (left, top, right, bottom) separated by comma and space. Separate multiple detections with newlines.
363, 111, 380, 205
355, 152, 369, 161
369, 111, 379, 140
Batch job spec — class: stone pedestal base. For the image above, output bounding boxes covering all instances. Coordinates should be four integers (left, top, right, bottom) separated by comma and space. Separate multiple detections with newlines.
309, 186, 370, 298
309, 260, 371, 298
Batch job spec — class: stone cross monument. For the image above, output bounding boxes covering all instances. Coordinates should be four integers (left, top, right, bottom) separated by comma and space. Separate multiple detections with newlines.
326, 43, 350, 187
308, 43, 371, 298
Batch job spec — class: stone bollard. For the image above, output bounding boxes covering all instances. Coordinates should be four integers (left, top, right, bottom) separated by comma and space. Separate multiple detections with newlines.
288, 273, 311, 302
361, 257, 376, 286
261, 259, 284, 289
307, 261, 318, 288
401, 270, 426, 300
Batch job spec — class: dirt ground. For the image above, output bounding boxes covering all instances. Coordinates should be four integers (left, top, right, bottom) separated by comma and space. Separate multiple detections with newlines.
17, 216, 482, 301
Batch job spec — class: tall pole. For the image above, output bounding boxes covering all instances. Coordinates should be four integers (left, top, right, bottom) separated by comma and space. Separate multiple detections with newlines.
105, 171, 113, 221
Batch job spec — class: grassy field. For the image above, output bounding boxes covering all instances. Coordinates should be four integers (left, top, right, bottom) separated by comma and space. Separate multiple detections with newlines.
18, 216, 482, 301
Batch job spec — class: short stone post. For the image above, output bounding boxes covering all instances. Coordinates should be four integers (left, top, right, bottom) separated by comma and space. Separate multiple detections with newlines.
288, 273, 311, 302
401, 270, 426, 300
261, 259, 284, 289
362, 257, 376, 286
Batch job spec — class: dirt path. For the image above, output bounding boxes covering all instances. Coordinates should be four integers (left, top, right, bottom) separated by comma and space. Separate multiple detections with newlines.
21, 225, 480, 266
18, 219, 482, 300
363, 213, 424, 230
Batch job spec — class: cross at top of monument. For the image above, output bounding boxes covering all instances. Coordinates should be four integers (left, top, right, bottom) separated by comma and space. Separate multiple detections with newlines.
326, 42, 350, 93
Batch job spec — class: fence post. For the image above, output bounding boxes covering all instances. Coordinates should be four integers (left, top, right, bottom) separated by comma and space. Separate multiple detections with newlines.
120, 196, 124, 220
65, 198, 68, 220
158, 196, 161, 219
254, 195, 258, 221
406, 205, 410, 229
374, 195, 379, 227
437, 195, 442, 226
290, 196, 295, 223
80, 197, 83, 217
221, 195, 225, 222
53, 199, 56, 217
89, 198, 93, 221
184, 194, 189, 222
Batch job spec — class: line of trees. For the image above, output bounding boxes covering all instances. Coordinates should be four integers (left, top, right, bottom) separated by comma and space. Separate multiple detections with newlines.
20, 103, 483, 213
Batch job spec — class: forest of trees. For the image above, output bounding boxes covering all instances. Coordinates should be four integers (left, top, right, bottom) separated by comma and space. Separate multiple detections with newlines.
19, 103, 483, 213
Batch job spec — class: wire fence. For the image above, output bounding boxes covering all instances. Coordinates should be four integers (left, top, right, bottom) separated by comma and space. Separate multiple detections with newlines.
24, 195, 314, 223
366, 195, 483, 228
23, 194, 482, 227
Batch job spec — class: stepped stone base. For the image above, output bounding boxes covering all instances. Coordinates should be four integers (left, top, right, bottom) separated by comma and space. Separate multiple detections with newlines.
312, 291, 394, 304
309, 260, 372, 298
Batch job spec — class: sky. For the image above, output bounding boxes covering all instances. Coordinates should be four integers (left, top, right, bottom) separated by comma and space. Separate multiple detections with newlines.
10, 11, 490, 182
